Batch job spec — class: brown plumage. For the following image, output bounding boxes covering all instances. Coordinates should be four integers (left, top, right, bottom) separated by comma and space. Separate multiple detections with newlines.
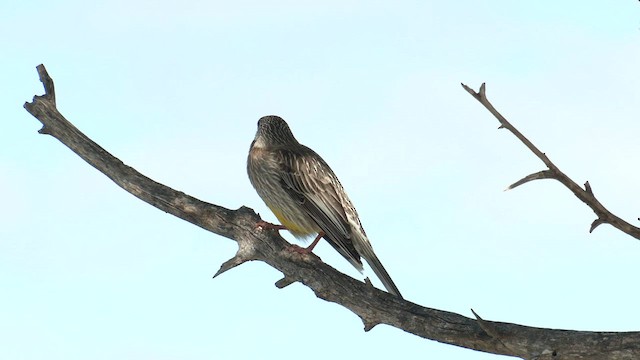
247, 115, 402, 298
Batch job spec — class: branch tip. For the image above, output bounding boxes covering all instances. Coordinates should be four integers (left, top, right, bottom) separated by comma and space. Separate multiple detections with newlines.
35, 64, 56, 105
38, 126, 52, 135
213, 254, 249, 279
507, 170, 555, 190
461, 82, 484, 101
363, 318, 380, 332
589, 218, 606, 233
275, 276, 297, 289
471, 308, 483, 321
584, 181, 593, 196
363, 277, 378, 293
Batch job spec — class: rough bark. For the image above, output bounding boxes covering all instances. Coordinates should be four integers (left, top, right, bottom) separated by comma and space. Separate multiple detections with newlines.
23, 65, 640, 359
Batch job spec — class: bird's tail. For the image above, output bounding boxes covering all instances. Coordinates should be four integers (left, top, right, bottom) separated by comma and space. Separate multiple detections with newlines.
360, 245, 403, 299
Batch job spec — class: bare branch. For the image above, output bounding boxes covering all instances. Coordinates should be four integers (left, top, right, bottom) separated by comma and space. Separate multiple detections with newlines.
22, 65, 640, 359
462, 82, 640, 240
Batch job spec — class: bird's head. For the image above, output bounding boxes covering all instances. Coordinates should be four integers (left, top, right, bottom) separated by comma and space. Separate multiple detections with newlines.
252, 115, 299, 149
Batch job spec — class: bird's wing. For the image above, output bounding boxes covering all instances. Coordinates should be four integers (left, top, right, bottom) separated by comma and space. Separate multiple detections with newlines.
278, 147, 403, 298
278, 149, 363, 271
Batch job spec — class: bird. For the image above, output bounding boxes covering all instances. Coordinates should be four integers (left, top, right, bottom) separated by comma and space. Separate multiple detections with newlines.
247, 115, 402, 298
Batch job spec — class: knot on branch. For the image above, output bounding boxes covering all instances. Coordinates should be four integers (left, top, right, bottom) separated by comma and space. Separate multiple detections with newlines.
362, 318, 381, 332
275, 276, 298, 289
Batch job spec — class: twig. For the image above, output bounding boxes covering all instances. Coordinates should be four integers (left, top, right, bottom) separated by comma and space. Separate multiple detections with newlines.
461, 82, 640, 240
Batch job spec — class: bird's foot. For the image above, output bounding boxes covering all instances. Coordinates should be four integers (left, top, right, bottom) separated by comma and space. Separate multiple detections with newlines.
287, 231, 324, 255
286, 232, 324, 255
256, 220, 287, 231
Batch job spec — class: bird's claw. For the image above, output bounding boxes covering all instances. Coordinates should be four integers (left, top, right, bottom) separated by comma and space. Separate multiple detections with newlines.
256, 220, 286, 231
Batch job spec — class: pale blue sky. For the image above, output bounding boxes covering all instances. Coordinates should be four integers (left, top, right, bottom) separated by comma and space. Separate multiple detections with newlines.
2, 1, 640, 359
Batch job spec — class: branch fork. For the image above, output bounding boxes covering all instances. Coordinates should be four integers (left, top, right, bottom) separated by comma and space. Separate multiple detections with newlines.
462, 82, 640, 240
21, 65, 640, 359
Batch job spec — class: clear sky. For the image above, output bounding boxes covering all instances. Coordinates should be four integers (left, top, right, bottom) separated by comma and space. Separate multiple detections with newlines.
2, 1, 640, 359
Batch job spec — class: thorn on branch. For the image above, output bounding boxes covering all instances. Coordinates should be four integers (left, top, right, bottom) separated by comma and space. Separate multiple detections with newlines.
506, 170, 555, 191
364, 277, 374, 289
590, 218, 606, 233
471, 309, 501, 340
38, 126, 52, 135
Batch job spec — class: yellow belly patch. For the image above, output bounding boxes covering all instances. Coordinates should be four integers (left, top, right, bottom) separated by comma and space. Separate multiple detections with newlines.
268, 206, 314, 236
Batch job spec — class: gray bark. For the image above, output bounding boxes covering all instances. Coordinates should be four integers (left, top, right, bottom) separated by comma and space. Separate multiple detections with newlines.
23, 64, 640, 360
